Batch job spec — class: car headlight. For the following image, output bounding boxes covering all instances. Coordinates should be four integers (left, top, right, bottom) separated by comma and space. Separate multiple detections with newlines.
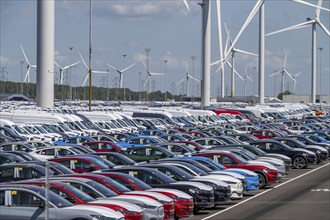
189, 188, 198, 194
91, 215, 120, 220
157, 206, 164, 216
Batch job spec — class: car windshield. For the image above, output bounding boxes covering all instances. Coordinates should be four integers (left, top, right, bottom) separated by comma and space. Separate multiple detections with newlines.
100, 176, 131, 192
36, 187, 73, 208
86, 180, 118, 197
62, 183, 95, 202
229, 153, 249, 164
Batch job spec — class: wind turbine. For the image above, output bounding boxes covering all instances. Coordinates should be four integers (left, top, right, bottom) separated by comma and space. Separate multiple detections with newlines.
107, 62, 136, 89
20, 44, 37, 83
291, 72, 302, 94
211, 0, 265, 103
269, 53, 295, 94
79, 53, 108, 87
177, 62, 200, 96
223, 23, 257, 97
54, 60, 80, 85
242, 65, 253, 98
141, 62, 164, 92
266, 0, 330, 103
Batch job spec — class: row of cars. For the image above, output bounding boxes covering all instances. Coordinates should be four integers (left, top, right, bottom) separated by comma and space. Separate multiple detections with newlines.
0, 106, 330, 220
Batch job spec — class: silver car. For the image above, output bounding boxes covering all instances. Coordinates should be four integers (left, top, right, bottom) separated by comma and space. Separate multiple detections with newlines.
0, 184, 125, 220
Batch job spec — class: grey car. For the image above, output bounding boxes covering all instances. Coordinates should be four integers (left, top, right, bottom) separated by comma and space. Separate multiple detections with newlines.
0, 184, 124, 220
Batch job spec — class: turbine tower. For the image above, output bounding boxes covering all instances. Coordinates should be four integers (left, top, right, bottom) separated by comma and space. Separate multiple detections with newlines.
177, 62, 200, 96
266, 0, 330, 103
54, 60, 80, 85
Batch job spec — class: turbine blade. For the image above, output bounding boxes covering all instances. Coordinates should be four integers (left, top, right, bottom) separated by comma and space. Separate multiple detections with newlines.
316, 0, 322, 18
149, 72, 165, 76
182, 0, 190, 11
92, 70, 108, 74
54, 61, 61, 68
63, 61, 80, 70
24, 67, 30, 83
246, 75, 253, 81
266, 20, 315, 36
317, 21, 330, 37
269, 70, 282, 77
107, 63, 120, 73
122, 62, 136, 72
295, 72, 302, 77
284, 52, 288, 68
20, 44, 31, 65
224, 0, 263, 59
177, 78, 185, 85
78, 53, 89, 70
216, 0, 225, 86
234, 48, 258, 56
189, 76, 200, 82
82, 73, 89, 86
291, 0, 330, 12
284, 69, 294, 81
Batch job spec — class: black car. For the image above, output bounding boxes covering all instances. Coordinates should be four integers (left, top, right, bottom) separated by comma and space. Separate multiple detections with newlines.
20, 161, 75, 175
288, 135, 330, 154
0, 152, 25, 165
249, 140, 317, 169
137, 163, 231, 204
0, 163, 53, 182
90, 152, 136, 166
272, 137, 329, 162
107, 166, 215, 213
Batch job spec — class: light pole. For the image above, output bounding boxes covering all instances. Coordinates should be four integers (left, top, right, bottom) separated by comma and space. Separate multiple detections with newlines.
191, 56, 196, 103
122, 54, 127, 102
164, 60, 168, 103
20, 61, 24, 94
253, 66, 257, 96
68, 47, 74, 101
145, 48, 151, 100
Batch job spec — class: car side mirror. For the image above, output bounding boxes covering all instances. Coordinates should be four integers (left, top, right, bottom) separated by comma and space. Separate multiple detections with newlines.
39, 202, 45, 208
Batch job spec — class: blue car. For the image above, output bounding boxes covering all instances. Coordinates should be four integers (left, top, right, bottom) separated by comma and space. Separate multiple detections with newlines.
178, 156, 260, 191
53, 136, 96, 145
116, 135, 165, 148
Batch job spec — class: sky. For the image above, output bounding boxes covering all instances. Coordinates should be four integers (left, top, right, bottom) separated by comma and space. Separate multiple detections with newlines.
0, 0, 329, 98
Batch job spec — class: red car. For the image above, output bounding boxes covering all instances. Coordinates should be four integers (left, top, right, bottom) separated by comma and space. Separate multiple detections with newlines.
174, 140, 208, 152
194, 150, 279, 188
59, 173, 175, 220
98, 172, 194, 218
14, 180, 144, 220
250, 129, 282, 139
82, 141, 123, 152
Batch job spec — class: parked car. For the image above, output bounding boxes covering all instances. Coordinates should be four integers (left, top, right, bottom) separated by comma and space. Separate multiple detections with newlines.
194, 150, 279, 188
82, 141, 124, 153
49, 156, 110, 173
0, 152, 25, 165
96, 172, 194, 218
90, 152, 136, 166
0, 184, 125, 220
14, 180, 144, 220
249, 140, 318, 169
108, 166, 215, 213
0, 163, 53, 183
122, 146, 175, 163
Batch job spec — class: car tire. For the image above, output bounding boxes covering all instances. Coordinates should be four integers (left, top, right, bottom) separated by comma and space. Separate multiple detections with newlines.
255, 172, 267, 189
292, 156, 308, 169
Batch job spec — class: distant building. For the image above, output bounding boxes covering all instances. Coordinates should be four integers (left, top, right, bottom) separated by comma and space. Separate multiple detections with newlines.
283, 95, 330, 104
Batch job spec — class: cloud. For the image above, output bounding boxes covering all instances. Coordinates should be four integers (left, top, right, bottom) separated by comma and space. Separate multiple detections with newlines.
0, 56, 10, 66
93, 1, 191, 20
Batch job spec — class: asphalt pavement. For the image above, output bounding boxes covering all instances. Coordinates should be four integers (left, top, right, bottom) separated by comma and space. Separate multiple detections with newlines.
188, 162, 330, 220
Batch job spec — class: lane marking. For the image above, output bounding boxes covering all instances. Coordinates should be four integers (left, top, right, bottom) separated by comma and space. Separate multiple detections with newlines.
201, 162, 330, 220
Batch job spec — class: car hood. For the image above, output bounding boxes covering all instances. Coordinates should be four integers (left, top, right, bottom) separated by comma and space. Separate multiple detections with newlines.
247, 161, 278, 170
106, 195, 163, 207
64, 204, 124, 219
224, 168, 258, 176
89, 199, 144, 212
211, 170, 247, 179
147, 188, 193, 199
125, 191, 172, 202
172, 181, 213, 191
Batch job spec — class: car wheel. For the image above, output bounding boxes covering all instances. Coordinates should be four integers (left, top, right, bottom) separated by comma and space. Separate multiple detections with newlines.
256, 172, 266, 189
292, 156, 307, 169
